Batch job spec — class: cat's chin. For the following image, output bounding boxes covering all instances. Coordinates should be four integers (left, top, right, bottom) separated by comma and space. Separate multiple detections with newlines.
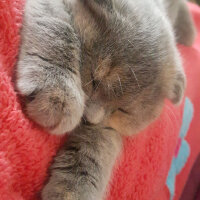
106, 103, 164, 136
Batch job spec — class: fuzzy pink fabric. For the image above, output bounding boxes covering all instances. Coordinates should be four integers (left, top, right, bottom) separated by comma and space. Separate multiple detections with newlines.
0, 1, 200, 200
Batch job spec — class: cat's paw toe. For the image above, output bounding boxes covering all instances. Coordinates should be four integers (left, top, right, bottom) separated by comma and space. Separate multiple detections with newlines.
26, 87, 84, 134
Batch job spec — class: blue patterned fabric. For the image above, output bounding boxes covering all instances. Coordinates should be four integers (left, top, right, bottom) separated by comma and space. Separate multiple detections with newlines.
166, 97, 194, 200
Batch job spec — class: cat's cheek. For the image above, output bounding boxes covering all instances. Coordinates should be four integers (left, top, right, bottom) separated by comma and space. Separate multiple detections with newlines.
106, 111, 134, 136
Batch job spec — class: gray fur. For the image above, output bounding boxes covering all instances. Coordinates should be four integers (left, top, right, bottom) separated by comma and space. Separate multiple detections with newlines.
15, 0, 195, 199
42, 125, 121, 200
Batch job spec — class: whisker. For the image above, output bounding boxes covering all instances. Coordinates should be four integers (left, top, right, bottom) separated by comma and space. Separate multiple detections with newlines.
84, 65, 101, 87
106, 81, 111, 99
110, 84, 117, 97
94, 77, 103, 92
84, 79, 94, 87
117, 74, 124, 95
165, 105, 180, 129
165, 109, 176, 135
127, 39, 135, 48
82, 115, 87, 123
128, 65, 141, 89
94, 63, 101, 75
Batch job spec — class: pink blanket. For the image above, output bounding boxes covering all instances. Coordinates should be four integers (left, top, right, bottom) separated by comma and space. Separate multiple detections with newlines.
0, 1, 200, 200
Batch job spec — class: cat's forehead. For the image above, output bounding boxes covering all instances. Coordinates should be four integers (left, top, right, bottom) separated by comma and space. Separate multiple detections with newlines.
75, 0, 169, 68
92, 24, 159, 66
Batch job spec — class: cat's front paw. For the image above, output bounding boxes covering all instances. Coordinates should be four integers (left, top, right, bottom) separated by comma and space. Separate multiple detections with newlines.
42, 180, 76, 200
16, 65, 85, 135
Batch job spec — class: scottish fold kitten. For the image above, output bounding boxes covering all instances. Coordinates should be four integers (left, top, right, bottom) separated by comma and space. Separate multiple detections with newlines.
16, 0, 195, 199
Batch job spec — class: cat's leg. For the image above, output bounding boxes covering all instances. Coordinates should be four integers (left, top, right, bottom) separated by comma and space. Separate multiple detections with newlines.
16, 0, 85, 134
42, 125, 122, 200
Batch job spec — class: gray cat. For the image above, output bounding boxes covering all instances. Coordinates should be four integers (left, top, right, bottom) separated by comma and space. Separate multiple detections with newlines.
15, 0, 196, 199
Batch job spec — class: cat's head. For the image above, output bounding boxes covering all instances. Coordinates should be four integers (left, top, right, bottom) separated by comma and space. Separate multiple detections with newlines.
74, 0, 186, 135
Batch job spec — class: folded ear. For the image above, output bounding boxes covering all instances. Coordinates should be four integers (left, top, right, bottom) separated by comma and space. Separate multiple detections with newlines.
167, 70, 186, 105
174, 0, 196, 46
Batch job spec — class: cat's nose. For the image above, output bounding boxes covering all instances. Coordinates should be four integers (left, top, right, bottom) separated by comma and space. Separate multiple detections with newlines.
84, 102, 105, 124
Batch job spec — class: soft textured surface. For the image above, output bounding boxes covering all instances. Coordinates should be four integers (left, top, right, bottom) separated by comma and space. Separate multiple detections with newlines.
0, 1, 200, 200
180, 154, 200, 200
